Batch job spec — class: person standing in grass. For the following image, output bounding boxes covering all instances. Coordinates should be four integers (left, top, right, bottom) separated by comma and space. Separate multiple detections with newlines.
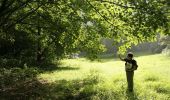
119, 52, 138, 92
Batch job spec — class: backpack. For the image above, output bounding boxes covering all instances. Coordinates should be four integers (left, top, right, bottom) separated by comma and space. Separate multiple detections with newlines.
133, 60, 138, 70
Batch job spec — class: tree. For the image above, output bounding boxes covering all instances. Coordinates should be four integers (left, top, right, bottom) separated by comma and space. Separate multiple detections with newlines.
84, 0, 170, 53
0, 0, 170, 66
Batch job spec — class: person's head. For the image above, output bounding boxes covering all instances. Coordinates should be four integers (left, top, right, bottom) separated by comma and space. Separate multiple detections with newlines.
127, 52, 133, 60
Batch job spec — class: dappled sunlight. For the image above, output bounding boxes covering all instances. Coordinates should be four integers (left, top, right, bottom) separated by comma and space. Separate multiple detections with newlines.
1, 0, 170, 99
36, 53, 170, 99
1, 54, 170, 99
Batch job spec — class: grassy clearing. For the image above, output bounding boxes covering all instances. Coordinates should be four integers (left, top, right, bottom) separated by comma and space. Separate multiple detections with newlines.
2, 53, 170, 99
36, 53, 170, 100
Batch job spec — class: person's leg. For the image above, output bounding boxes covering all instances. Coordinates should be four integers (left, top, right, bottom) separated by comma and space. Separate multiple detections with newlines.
126, 71, 134, 92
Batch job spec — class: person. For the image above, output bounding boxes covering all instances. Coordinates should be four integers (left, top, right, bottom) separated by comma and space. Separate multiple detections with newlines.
119, 52, 138, 92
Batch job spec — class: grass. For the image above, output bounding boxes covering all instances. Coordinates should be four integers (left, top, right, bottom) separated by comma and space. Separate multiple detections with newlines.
1, 53, 170, 99
36, 53, 170, 100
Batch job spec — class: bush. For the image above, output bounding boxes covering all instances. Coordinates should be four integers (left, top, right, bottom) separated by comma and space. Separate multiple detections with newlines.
0, 67, 39, 88
0, 58, 22, 68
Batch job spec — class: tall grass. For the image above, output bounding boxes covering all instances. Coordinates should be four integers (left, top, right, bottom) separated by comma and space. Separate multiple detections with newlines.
3, 53, 169, 99
37, 53, 170, 99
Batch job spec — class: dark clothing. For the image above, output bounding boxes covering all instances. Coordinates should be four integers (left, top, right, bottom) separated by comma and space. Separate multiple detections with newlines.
126, 71, 134, 91
123, 58, 138, 92
123, 58, 138, 71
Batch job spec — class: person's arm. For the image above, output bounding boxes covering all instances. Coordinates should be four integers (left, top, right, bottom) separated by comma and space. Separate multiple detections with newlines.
118, 54, 125, 61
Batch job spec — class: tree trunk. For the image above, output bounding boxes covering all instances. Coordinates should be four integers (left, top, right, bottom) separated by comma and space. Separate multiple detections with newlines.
36, 11, 42, 64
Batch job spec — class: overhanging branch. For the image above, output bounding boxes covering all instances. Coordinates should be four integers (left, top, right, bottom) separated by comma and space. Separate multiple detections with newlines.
94, 0, 136, 9
5, 4, 43, 30
86, 0, 114, 26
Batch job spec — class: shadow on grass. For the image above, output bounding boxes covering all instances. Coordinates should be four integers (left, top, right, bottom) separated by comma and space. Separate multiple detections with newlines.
126, 91, 139, 100
40, 66, 80, 72
0, 68, 100, 100
0, 68, 42, 99
37, 63, 80, 73
1, 78, 45, 99
38, 79, 99, 100
155, 86, 170, 95
1, 79, 99, 100
144, 76, 159, 82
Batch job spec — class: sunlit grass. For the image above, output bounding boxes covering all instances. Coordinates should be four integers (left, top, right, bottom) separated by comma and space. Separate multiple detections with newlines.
38, 53, 170, 99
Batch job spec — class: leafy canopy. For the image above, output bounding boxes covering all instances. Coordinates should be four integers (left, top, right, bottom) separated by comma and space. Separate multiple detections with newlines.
0, 0, 170, 63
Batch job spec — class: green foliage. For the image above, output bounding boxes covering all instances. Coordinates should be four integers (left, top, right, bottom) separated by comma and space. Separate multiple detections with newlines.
0, 0, 170, 64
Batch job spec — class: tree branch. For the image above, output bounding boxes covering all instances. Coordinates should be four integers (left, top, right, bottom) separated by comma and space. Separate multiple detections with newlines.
0, 0, 30, 17
6, 4, 42, 30
19, 22, 50, 28
86, 0, 114, 26
94, 0, 136, 9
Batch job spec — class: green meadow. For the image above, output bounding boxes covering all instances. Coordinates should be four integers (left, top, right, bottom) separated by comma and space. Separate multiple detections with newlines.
37, 53, 170, 100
